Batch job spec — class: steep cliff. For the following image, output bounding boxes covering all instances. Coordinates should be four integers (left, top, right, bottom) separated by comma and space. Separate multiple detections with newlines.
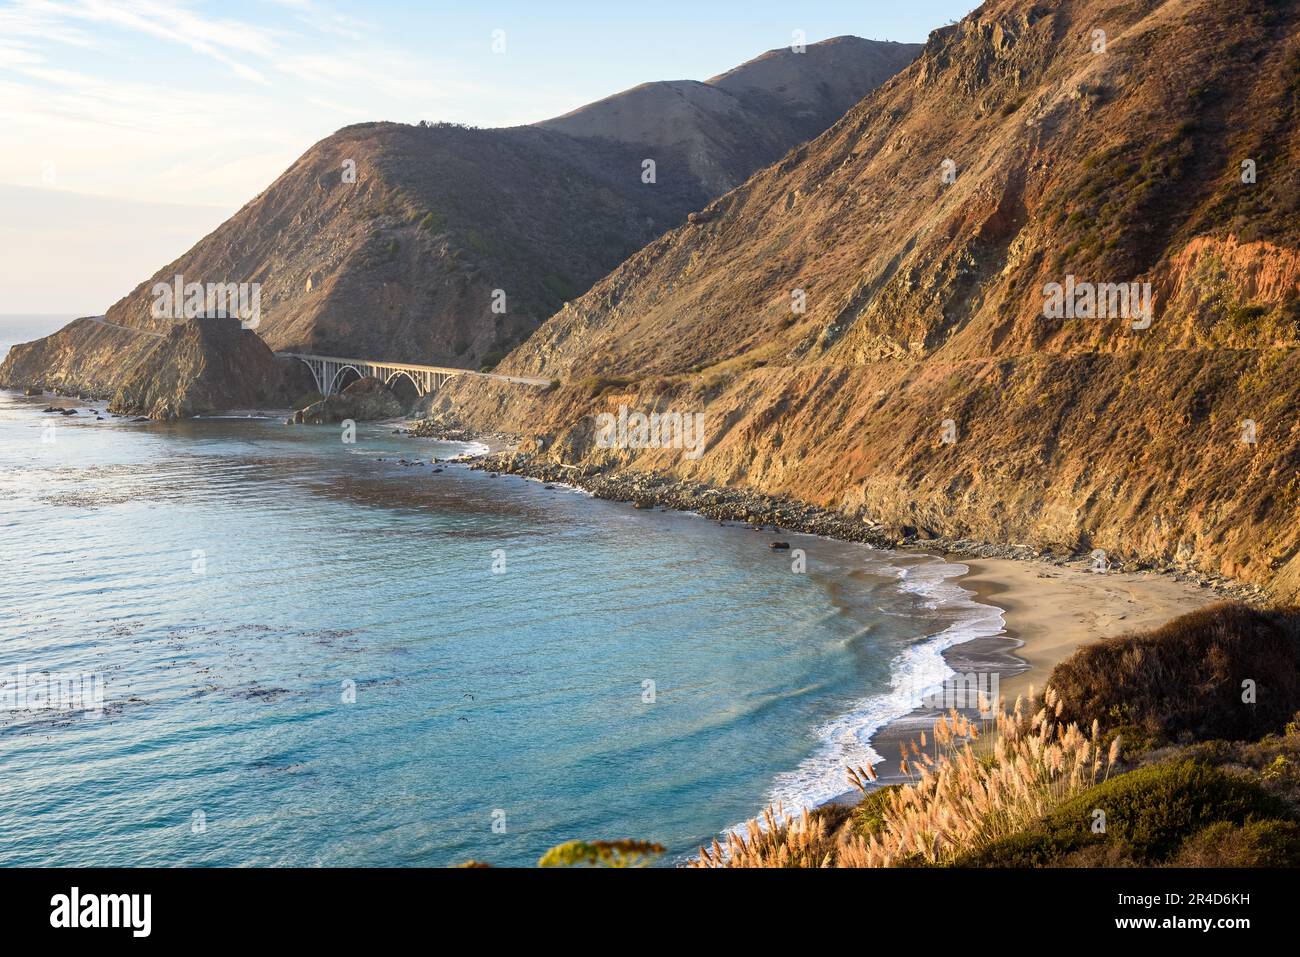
436, 0, 1300, 600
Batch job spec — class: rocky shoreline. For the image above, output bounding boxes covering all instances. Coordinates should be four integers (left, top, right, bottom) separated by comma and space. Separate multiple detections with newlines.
451, 444, 1266, 605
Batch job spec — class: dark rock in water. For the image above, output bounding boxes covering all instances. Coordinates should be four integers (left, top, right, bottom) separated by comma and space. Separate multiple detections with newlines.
489, 472, 499, 478
23, 386, 42, 396
96, 416, 104, 421
544, 484, 556, 490
131, 416, 149, 422
60, 408, 77, 416
770, 541, 791, 550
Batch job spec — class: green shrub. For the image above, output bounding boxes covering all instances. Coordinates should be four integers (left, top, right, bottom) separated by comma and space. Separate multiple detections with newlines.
1226, 302, 1269, 326
955, 761, 1294, 866
541, 272, 576, 303
538, 839, 664, 868
573, 375, 634, 398
1175, 819, 1300, 867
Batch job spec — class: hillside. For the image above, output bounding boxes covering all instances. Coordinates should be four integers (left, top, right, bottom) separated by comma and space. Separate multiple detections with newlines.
0, 37, 920, 413
537, 36, 920, 195
435, 0, 1300, 602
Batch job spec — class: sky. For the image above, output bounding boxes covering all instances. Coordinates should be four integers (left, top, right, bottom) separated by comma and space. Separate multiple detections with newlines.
0, 0, 979, 315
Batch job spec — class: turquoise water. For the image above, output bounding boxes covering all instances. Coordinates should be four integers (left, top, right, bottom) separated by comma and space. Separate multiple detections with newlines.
0, 316, 1002, 866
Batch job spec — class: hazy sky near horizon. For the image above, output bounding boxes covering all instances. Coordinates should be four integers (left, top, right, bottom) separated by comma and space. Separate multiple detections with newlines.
1, 0, 978, 314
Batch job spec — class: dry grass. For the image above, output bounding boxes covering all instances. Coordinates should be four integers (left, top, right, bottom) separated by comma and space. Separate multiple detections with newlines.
691, 688, 1121, 867
689, 804, 838, 868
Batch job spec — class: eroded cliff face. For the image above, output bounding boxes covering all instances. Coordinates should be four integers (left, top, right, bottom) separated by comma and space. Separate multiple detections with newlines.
436, 0, 1300, 600
1, 318, 158, 401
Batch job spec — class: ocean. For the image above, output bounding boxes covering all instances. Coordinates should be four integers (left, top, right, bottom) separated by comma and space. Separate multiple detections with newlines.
0, 315, 1005, 866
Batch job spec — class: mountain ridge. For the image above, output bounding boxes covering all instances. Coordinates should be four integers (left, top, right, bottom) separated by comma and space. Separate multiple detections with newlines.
0, 36, 922, 414
535, 36, 921, 194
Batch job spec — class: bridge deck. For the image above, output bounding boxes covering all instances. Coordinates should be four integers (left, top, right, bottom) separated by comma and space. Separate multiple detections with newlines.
276, 352, 550, 390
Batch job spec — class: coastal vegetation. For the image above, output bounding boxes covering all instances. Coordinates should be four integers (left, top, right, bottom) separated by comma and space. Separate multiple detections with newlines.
537, 840, 666, 868
684, 603, 1300, 868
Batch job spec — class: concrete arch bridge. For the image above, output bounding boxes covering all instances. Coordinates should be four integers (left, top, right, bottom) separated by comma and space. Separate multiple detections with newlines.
277, 352, 549, 398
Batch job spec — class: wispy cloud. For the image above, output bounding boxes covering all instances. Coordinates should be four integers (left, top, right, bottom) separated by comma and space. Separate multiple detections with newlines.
0, 0, 497, 205
28, 0, 279, 84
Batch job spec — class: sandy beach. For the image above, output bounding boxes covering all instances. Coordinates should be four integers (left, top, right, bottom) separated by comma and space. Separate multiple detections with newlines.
850, 555, 1221, 794
957, 557, 1220, 701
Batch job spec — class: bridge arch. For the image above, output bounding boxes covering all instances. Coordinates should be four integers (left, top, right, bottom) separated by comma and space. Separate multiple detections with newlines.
384, 370, 422, 404
329, 364, 364, 395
